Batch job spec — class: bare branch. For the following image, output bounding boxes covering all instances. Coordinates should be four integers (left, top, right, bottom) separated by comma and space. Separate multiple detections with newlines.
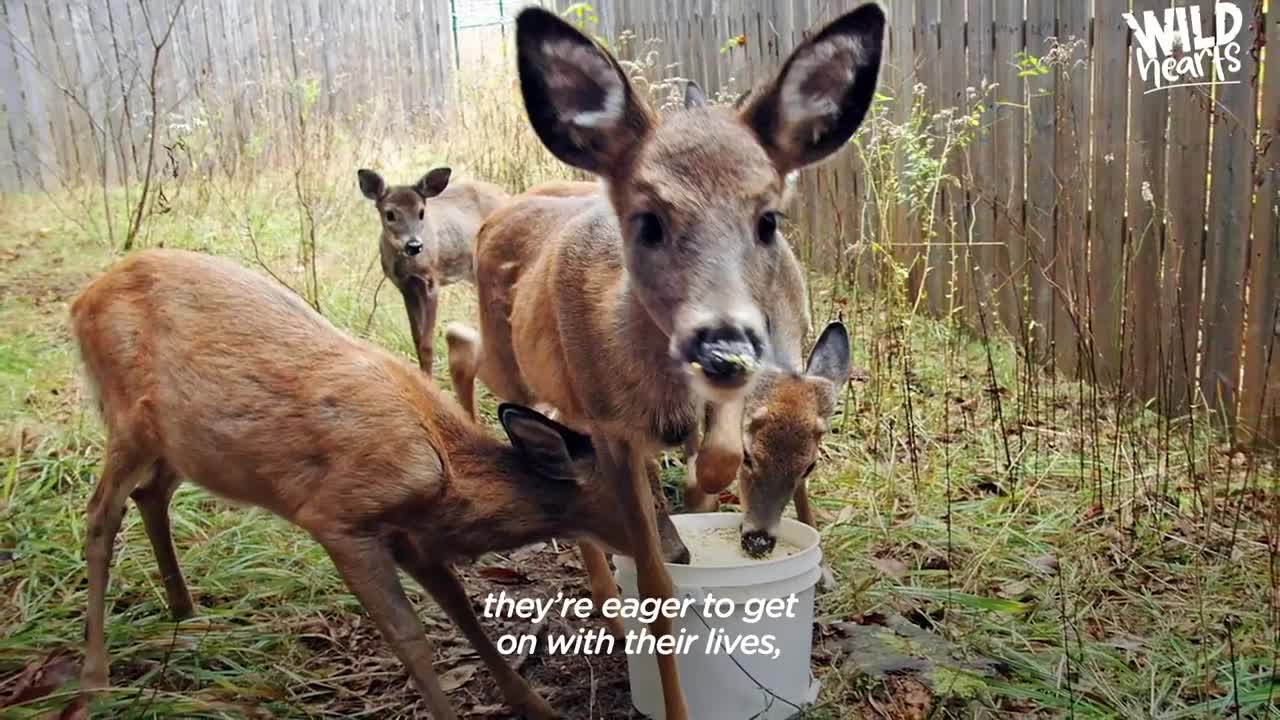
123, 0, 187, 249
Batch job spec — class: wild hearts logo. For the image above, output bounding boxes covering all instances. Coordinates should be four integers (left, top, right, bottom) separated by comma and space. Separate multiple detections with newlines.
1122, 3, 1245, 94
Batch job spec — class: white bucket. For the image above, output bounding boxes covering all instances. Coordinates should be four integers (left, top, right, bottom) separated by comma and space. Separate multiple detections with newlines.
613, 513, 823, 720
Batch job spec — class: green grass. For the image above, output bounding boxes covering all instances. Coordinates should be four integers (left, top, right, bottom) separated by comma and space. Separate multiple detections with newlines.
0, 155, 1276, 719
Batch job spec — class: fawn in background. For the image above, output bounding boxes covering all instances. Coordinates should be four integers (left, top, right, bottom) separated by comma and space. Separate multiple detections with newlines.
358, 167, 507, 374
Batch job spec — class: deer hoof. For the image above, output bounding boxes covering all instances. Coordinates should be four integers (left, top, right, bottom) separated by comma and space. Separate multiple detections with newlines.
521, 692, 560, 720
817, 563, 837, 592
80, 665, 108, 692
694, 444, 741, 495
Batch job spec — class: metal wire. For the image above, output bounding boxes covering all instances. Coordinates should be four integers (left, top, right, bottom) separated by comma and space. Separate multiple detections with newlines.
687, 604, 809, 719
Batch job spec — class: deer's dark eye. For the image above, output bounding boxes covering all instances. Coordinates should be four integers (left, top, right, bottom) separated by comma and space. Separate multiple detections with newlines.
757, 211, 781, 244
632, 212, 664, 248
802, 461, 816, 478
384, 209, 397, 223
742, 452, 754, 470
418, 209, 425, 220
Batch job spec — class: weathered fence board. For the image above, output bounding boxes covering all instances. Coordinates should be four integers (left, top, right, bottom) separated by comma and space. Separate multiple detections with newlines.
1161, 2, 1213, 414
1054, 0, 1090, 378
1200, 6, 1258, 426
1239, 4, 1280, 442
991, 0, 1024, 340
1089, 8, 1130, 385
1124, 0, 1167, 404
917, 0, 943, 315
968, 0, 996, 334
938, 0, 964, 321
1024, 0, 1056, 362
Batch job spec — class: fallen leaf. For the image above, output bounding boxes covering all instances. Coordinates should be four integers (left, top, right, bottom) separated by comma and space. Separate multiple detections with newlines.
834, 505, 856, 526
1028, 553, 1059, 575
0, 651, 80, 708
997, 579, 1032, 599
717, 489, 740, 505
475, 566, 529, 585
869, 556, 908, 578
466, 703, 507, 716
1106, 634, 1145, 653
438, 663, 478, 693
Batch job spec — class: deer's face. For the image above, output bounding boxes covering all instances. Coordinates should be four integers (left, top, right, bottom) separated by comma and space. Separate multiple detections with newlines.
357, 167, 453, 289
613, 109, 784, 402
514, 3, 883, 403
739, 323, 851, 557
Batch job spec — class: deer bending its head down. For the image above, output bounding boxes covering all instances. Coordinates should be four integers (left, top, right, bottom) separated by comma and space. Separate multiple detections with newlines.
685, 322, 854, 557
358, 167, 508, 374
71, 248, 660, 720
449, 6, 885, 717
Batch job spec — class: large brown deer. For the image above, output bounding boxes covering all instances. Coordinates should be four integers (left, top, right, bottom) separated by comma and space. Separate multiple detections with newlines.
450, 186, 851, 559
357, 167, 508, 374
71, 248, 684, 720
454, 7, 886, 717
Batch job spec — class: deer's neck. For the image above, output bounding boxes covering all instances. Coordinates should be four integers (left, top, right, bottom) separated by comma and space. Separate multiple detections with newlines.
429, 436, 581, 557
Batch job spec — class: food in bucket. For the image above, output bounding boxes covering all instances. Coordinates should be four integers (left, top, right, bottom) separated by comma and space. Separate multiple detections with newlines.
684, 526, 802, 566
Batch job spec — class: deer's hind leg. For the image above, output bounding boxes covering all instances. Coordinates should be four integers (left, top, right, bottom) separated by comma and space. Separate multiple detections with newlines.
82, 440, 156, 689
130, 459, 193, 621
445, 323, 481, 421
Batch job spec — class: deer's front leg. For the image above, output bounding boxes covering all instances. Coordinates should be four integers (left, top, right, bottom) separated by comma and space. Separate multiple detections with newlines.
792, 482, 815, 528
403, 559, 557, 720
792, 483, 836, 589
321, 535, 456, 720
402, 276, 439, 375
694, 397, 745, 497
681, 430, 719, 513
578, 541, 626, 639
600, 437, 689, 720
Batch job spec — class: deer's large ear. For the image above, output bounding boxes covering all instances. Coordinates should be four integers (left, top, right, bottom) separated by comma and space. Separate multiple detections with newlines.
515, 7, 653, 176
685, 80, 708, 109
499, 403, 594, 483
415, 167, 451, 198
741, 3, 884, 172
806, 322, 852, 387
357, 169, 385, 200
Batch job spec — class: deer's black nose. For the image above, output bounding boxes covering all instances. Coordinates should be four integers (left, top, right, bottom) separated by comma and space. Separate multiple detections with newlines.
741, 529, 776, 558
683, 324, 763, 388
405, 238, 424, 256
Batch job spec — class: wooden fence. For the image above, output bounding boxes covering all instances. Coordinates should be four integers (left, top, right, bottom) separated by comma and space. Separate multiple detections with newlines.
3, 0, 1276, 441
580, 0, 1279, 443
0, 0, 454, 193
